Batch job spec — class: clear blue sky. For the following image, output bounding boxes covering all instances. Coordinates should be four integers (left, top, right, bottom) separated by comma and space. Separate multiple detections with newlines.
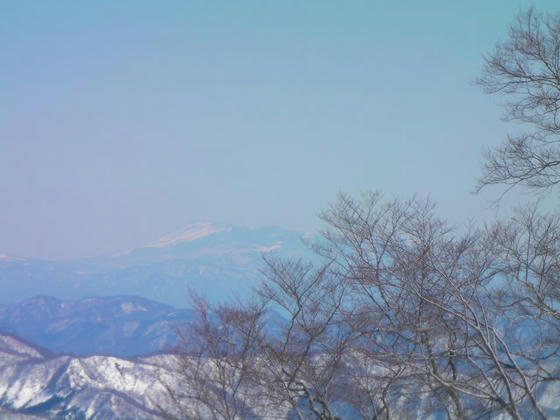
1, 0, 557, 260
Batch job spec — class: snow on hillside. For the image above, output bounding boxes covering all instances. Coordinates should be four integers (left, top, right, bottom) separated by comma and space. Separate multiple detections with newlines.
0, 334, 44, 359
0, 333, 168, 419
0, 333, 288, 419
1, 332, 559, 419
145, 222, 231, 248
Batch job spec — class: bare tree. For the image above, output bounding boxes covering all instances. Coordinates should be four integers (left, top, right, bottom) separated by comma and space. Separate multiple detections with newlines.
256, 257, 351, 420
161, 194, 559, 419
477, 8, 560, 194
490, 205, 560, 390
318, 192, 557, 419
160, 295, 273, 419
492, 204, 560, 324
160, 260, 355, 420
150, 9, 560, 418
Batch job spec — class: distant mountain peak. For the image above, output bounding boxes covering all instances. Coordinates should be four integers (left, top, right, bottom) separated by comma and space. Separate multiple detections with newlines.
145, 222, 231, 248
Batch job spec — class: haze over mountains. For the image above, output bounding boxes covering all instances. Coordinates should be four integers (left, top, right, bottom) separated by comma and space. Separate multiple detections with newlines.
0, 295, 197, 357
0, 223, 306, 417
0, 222, 313, 307
1, 225, 560, 418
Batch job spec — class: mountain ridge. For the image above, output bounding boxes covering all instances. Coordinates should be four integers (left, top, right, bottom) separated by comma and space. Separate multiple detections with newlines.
1, 331, 559, 420
0, 295, 196, 357
0, 224, 314, 307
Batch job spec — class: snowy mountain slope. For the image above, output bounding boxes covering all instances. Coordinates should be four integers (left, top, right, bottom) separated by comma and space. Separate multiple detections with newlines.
0, 408, 46, 419
1, 332, 559, 419
0, 333, 46, 359
0, 223, 314, 307
142, 222, 231, 248
0, 334, 170, 419
0, 333, 293, 420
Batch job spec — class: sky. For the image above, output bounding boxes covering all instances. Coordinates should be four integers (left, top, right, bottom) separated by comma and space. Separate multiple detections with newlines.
1, 0, 558, 260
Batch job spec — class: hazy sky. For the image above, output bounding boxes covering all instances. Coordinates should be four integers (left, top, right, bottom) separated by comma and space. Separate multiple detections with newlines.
1, 0, 557, 260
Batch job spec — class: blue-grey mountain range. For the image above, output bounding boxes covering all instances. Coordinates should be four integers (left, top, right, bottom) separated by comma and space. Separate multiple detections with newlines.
0, 295, 196, 357
0, 223, 314, 308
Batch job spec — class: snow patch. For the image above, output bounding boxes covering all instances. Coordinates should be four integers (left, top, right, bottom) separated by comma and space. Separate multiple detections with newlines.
121, 302, 147, 315
256, 242, 283, 253
145, 222, 230, 248
123, 322, 140, 337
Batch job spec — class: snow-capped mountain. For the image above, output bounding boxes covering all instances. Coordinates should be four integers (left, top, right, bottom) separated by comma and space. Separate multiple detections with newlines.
102, 222, 309, 267
0, 223, 314, 307
143, 222, 231, 248
0, 332, 172, 419
0, 331, 295, 419
1, 331, 559, 420
0, 295, 197, 357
